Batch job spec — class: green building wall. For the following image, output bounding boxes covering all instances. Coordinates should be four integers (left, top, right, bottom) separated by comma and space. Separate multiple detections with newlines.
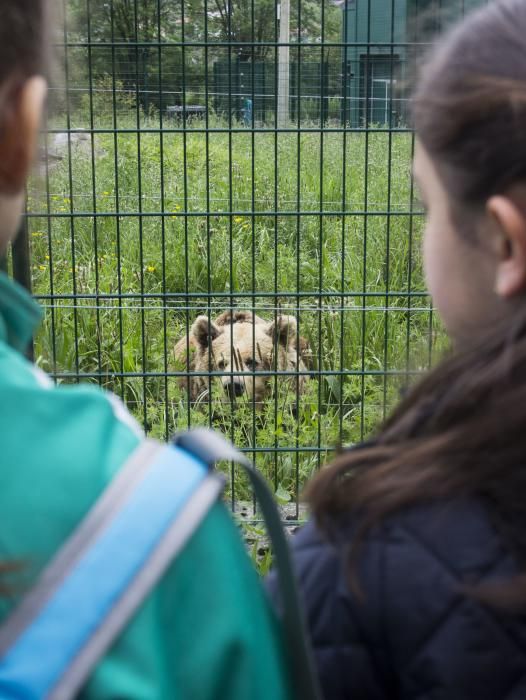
342, 0, 486, 126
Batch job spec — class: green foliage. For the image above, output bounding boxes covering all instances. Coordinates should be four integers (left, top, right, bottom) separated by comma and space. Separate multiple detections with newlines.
78, 75, 137, 120
184, 0, 341, 59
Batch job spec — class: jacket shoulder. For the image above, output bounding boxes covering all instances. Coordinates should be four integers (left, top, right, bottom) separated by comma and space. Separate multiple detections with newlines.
283, 499, 526, 699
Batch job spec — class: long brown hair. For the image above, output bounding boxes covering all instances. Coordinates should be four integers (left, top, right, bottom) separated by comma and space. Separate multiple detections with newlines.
307, 0, 526, 608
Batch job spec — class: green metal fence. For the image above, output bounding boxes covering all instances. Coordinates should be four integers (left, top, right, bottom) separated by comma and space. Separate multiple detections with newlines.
9, 0, 484, 525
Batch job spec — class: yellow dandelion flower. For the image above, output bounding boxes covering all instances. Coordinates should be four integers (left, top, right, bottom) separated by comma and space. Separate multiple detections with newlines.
234, 216, 243, 224
146, 265, 156, 273
45, 255, 50, 260
39, 265, 46, 271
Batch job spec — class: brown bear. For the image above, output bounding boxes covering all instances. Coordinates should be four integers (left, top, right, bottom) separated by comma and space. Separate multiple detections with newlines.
174, 310, 311, 406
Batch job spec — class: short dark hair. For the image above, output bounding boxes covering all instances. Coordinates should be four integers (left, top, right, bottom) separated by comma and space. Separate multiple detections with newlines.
0, 0, 49, 89
413, 0, 526, 211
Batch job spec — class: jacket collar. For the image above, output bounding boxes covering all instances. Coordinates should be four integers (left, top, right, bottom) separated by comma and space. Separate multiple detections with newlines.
0, 272, 42, 353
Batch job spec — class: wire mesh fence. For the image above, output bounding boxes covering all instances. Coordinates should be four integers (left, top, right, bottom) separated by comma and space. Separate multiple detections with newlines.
9, 0, 485, 525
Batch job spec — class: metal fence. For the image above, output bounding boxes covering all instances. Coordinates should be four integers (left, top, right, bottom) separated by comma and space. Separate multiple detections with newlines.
9, 0, 484, 526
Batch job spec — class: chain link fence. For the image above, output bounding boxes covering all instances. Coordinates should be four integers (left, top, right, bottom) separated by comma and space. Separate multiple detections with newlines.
8, 0, 485, 526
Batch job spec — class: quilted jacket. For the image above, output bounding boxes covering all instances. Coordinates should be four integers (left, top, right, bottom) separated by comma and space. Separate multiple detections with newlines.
268, 497, 526, 699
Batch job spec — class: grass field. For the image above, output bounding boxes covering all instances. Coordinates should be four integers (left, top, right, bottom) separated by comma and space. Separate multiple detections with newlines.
25, 112, 447, 516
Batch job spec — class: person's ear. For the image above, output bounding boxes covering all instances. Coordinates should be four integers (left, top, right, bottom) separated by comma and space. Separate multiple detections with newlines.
487, 195, 526, 298
0, 76, 47, 195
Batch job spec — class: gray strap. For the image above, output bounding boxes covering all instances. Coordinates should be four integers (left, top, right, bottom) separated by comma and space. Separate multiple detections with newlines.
173, 428, 322, 700
50, 470, 223, 700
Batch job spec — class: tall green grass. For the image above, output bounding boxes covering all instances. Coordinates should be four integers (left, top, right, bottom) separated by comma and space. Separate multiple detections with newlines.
27, 113, 447, 506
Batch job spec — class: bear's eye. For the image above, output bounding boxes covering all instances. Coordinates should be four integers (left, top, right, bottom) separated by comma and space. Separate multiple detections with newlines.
217, 359, 226, 370
245, 358, 259, 371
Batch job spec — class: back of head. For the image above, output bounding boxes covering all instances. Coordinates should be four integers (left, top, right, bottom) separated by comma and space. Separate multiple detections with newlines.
0, 1, 49, 93
413, 0, 526, 212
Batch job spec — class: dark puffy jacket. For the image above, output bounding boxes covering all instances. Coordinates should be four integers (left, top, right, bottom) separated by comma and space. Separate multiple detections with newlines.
267, 498, 526, 699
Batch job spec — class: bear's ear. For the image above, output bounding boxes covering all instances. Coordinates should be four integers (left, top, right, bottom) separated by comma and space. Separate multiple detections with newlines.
191, 315, 222, 350
266, 315, 298, 348
215, 309, 253, 326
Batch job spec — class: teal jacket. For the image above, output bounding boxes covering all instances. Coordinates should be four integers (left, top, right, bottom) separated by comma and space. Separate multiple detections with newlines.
0, 272, 291, 699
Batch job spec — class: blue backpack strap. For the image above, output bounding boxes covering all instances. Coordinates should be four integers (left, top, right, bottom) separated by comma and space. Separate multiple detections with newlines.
0, 439, 224, 700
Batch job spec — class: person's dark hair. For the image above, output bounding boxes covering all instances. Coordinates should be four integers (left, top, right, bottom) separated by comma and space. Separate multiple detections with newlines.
0, 0, 49, 89
307, 0, 526, 610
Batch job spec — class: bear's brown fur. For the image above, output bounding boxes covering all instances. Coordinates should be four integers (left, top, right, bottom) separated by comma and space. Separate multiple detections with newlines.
174, 310, 311, 405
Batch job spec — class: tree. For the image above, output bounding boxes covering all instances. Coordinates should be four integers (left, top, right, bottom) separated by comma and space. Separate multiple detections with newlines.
63, 0, 342, 111
185, 0, 341, 61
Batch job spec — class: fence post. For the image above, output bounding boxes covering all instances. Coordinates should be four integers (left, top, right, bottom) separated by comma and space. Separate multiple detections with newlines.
12, 216, 34, 359
12, 218, 32, 294
262, 62, 267, 122
290, 62, 296, 122
142, 47, 149, 113
277, 0, 290, 126
213, 61, 219, 115
322, 61, 329, 125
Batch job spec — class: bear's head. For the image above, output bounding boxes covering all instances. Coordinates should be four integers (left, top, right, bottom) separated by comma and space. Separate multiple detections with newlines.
190, 310, 300, 404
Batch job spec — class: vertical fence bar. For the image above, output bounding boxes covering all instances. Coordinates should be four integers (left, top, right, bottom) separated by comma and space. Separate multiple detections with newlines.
181, 0, 192, 433
382, 0, 396, 420
317, 0, 325, 468
360, 0, 372, 440
157, 0, 169, 441
273, 0, 279, 492
295, 0, 302, 518
12, 219, 32, 294
86, 0, 102, 386
12, 218, 33, 360
133, 0, 148, 431
110, 1, 125, 402
43, 116, 57, 375
62, 0, 80, 383
339, 0, 350, 447
251, 0, 258, 505
204, 0, 213, 433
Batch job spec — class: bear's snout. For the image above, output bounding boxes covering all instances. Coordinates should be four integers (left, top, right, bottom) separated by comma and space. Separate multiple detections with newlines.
225, 380, 245, 399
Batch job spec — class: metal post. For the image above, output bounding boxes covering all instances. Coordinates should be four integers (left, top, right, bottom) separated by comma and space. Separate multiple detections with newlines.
277, 0, 290, 127
143, 47, 149, 113
12, 217, 32, 293
12, 216, 33, 360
